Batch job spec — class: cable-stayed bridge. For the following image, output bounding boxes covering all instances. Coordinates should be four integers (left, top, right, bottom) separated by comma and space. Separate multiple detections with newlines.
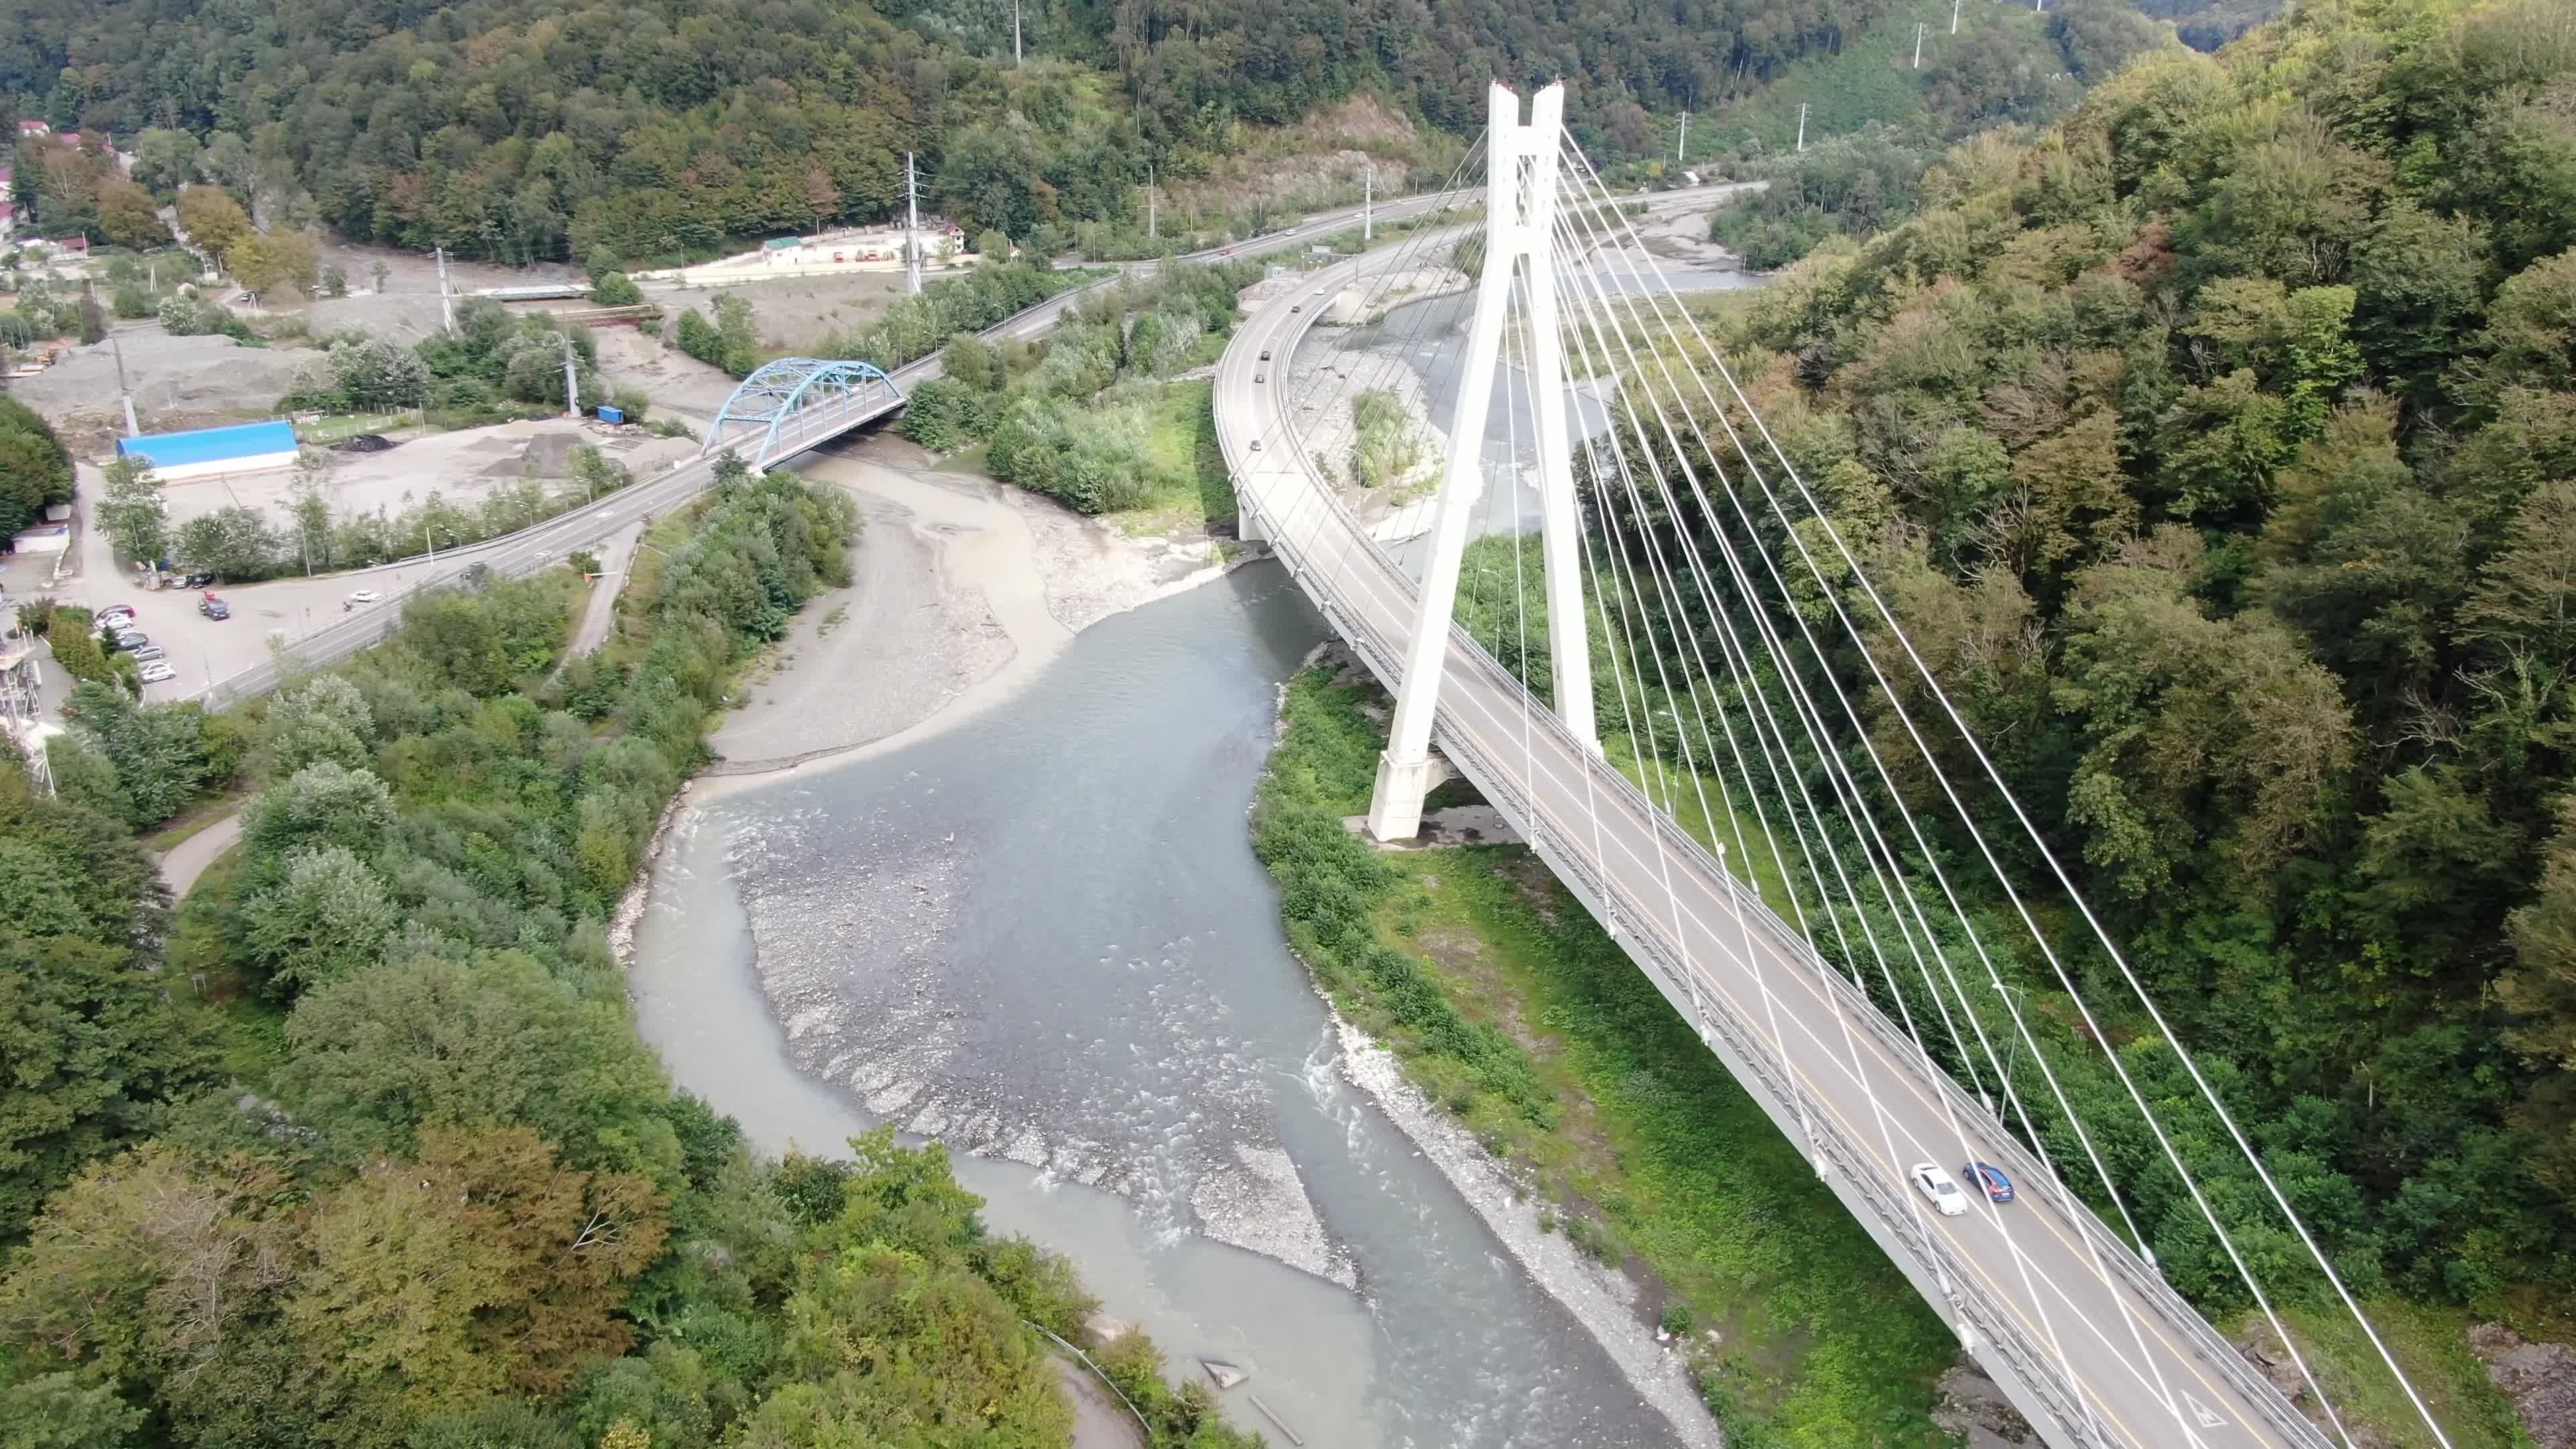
1215, 83, 2451, 1449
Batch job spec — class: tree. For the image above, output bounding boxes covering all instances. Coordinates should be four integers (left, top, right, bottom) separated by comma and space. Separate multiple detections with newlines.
94, 455, 167, 564
2464, 480, 2576, 673
196, 131, 255, 201
325, 337, 429, 411
321, 266, 347, 299
288, 1122, 666, 1428
34, 147, 101, 239
174, 186, 250, 263
174, 505, 280, 580
368, 260, 388, 295
284, 448, 337, 574
45, 623, 113, 690
0, 1371, 148, 1448
243, 759, 393, 861
93, 180, 165, 249
129, 128, 200, 197
2056, 535, 2355, 900
278, 949, 681, 1177
60, 681, 208, 828
228, 229, 319, 300
238, 844, 398, 997
0, 396, 74, 537
0, 929, 211, 1243
589, 271, 642, 306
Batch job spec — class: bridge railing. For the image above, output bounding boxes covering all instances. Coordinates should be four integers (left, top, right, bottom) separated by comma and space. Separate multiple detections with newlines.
1230, 377, 2331, 1448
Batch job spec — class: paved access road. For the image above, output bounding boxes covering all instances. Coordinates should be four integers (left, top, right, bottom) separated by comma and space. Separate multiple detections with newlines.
1212, 227, 2330, 1449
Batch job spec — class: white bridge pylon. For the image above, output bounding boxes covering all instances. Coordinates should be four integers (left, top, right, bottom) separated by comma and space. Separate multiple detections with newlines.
1366, 81, 1599, 843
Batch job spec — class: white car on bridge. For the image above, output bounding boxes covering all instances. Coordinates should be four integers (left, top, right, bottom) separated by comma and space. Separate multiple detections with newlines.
1911, 1163, 1970, 1217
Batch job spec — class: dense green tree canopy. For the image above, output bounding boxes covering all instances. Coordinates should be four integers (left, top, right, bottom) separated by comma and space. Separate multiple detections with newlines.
1568, 0, 2576, 1317
0, 0, 1912, 260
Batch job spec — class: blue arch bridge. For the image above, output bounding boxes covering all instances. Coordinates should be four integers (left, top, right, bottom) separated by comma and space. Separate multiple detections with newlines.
699, 358, 906, 473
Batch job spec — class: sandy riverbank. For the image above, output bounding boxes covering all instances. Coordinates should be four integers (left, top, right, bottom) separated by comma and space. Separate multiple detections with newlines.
696, 435, 1234, 786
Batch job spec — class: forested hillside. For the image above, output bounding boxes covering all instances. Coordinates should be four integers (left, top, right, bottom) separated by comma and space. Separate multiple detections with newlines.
0, 0, 1899, 263
1583, 0, 2576, 1361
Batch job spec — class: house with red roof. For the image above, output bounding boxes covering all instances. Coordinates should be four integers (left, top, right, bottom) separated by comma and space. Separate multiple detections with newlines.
14, 120, 46, 138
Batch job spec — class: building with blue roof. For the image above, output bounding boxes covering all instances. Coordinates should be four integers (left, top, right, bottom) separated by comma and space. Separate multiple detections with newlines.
116, 419, 300, 482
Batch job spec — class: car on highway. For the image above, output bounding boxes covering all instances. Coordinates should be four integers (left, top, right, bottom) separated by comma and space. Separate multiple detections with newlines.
138, 661, 176, 683
1255, 373, 1265, 383
1249, 439, 1263, 451
1258, 350, 1271, 361
1964, 1162, 2014, 1203
346, 588, 384, 604
1911, 1163, 1970, 1217
1290, 304, 1301, 313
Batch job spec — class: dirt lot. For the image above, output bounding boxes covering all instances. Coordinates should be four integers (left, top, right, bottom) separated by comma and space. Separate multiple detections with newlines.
642, 268, 911, 356
152, 417, 699, 533
299, 241, 582, 341
9, 331, 307, 431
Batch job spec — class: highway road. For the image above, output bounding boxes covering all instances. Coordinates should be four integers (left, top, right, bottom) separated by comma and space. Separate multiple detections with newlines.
1212, 225, 2333, 1449
182, 181, 1511, 710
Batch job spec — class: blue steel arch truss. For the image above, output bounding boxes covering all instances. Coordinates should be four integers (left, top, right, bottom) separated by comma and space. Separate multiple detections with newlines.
699, 357, 904, 470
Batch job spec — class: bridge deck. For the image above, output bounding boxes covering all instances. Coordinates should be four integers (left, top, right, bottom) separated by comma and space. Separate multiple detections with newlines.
1216, 248, 2328, 1449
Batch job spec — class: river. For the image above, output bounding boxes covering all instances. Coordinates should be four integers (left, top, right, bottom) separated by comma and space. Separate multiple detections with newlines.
631, 564, 1694, 1448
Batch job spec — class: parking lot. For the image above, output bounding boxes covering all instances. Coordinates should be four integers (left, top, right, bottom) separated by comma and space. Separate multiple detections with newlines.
5, 479, 462, 715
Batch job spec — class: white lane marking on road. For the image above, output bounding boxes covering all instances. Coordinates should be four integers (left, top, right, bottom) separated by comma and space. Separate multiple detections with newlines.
2185, 1393, 2230, 1429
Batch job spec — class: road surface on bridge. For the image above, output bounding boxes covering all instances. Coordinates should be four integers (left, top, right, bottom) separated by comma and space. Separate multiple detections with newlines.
1213, 229, 2330, 1449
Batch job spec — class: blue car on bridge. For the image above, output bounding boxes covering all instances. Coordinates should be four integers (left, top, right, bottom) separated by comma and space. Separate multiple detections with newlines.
1966, 1161, 2015, 1203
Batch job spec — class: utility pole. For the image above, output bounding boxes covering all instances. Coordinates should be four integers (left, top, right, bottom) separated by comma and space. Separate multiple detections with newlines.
1013, 0, 1022, 64
904, 153, 922, 295
1953, 0, 1962, 32
1915, 22, 1927, 67
559, 332, 580, 419
1677, 111, 1688, 165
435, 246, 455, 332
1362, 165, 1373, 243
1796, 103, 1809, 152
1146, 163, 1156, 241
109, 329, 138, 438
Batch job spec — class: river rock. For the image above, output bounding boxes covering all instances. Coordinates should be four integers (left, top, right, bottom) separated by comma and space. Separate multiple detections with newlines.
1200, 1357, 1248, 1390
2469, 1322, 2576, 1449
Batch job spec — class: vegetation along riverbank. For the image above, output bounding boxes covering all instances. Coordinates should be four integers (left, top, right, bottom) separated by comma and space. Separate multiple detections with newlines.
1252, 659, 1963, 1446
0, 461, 1253, 1446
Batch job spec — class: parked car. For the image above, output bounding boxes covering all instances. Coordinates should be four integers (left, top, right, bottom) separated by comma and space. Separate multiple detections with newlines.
346, 588, 383, 604
97, 604, 137, 623
1964, 1162, 2015, 1203
1910, 1163, 1970, 1217
113, 633, 150, 651
131, 645, 166, 662
138, 661, 177, 683
180, 573, 213, 589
